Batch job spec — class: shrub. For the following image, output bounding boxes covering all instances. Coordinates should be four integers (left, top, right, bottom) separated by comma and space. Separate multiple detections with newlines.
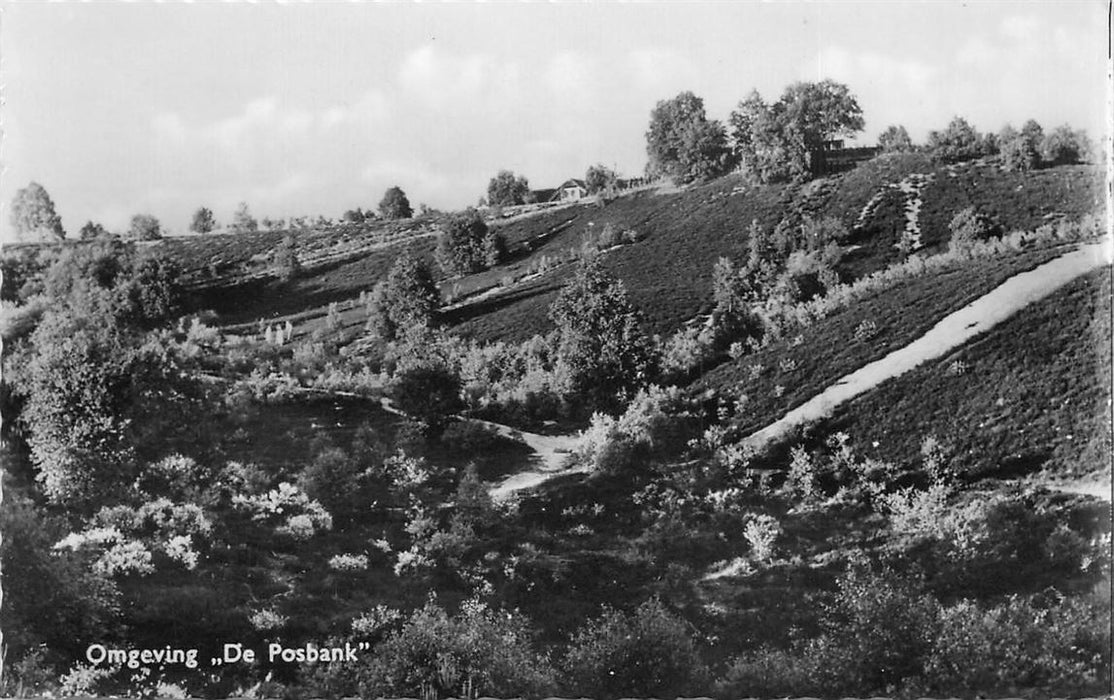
272, 234, 301, 281
925, 594, 1111, 695
563, 597, 706, 699
358, 599, 556, 699
387, 364, 465, 437
743, 514, 781, 562
948, 207, 1002, 251
436, 209, 505, 276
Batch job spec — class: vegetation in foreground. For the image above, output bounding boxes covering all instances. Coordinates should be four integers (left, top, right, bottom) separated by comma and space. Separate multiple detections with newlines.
1, 88, 1108, 698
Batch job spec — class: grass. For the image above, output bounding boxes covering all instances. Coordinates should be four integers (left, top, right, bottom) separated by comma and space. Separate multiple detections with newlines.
446, 159, 1101, 344
918, 162, 1103, 252
810, 267, 1111, 480
694, 245, 1075, 437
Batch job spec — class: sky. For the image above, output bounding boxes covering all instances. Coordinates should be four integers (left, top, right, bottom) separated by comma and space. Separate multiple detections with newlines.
0, 2, 1109, 240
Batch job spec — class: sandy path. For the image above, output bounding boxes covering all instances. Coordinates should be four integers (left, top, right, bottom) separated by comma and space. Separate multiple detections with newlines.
743, 242, 1109, 450
377, 396, 583, 499
473, 418, 584, 500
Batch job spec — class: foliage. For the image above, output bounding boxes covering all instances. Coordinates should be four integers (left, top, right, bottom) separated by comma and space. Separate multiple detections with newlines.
730, 80, 864, 181
230, 201, 258, 234
232, 481, 333, 539
6, 307, 199, 505
127, 214, 163, 241
948, 206, 1002, 250
1000, 125, 1041, 172
359, 599, 556, 699
487, 170, 531, 207
379, 186, 413, 219
646, 91, 735, 185
435, 208, 506, 276
367, 254, 441, 341
54, 498, 212, 575
10, 181, 65, 241
563, 597, 705, 699
584, 163, 619, 195
0, 493, 120, 662
548, 256, 657, 413
79, 220, 111, 240
1040, 124, 1092, 166
189, 207, 217, 234
878, 124, 914, 152
927, 116, 990, 163
924, 593, 1111, 694
271, 233, 302, 281
387, 364, 465, 437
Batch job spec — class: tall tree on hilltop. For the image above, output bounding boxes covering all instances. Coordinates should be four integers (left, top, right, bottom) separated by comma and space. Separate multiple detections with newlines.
231, 201, 258, 234
549, 256, 657, 414
78, 221, 111, 241
190, 207, 217, 234
126, 214, 162, 241
646, 91, 735, 185
730, 80, 864, 182
878, 125, 914, 153
486, 170, 530, 207
379, 186, 413, 219
585, 164, 619, 195
11, 182, 65, 242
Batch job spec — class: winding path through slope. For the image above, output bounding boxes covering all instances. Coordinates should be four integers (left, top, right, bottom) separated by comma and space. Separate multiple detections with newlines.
376, 396, 582, 499
742, 242, 1109, 450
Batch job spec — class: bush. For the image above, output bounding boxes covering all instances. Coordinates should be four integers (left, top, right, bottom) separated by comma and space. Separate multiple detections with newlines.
925, 593, 1111, 695
563, 597, 706, 699
948, 206, 1002, 251
436, 208, 506, 276
358, 599, 556, 699
388, 364, 465, 437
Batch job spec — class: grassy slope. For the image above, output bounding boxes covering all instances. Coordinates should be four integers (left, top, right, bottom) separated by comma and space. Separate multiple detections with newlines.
695, 245, 1074, 437
167, 157, 1101, 345
809, 267, 1111, 480
448, 158, 1102, 344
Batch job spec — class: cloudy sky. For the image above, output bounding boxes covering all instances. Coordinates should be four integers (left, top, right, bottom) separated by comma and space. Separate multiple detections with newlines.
0, 2, 1108, 240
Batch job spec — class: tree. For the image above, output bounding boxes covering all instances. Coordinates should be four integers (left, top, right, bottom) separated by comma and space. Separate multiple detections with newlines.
646, 91, 735, 185
564, 598, 706, 698
272, 234, 301, 281
360, 600, 556, 698
549, 256, 657, 413
367, 254, 441, 340
189, 207, 217, 234
948, 207, 1002, 251
730, 81, 863, 181
1040, 125, 1092, 165
878, 125, 913, 153
927, 117, 986, 163
435, 208, 505, 276
486, 170, 530, 207
378, 186, 413, 219
777, 80, 865, 155
387, 364, 464, 437
11, 182, 65, 241
8, 307, 182, 505
126, 214, 162, 241
585, 164, 619, 195
729, 90, 805, 183
230, 201, 258, 233
78, 221, 111, 241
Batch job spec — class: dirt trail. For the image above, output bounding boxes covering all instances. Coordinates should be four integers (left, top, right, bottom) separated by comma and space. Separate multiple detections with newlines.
476, 419, 584, 501
377, 396, 583, 500
743, 242, 1109, 450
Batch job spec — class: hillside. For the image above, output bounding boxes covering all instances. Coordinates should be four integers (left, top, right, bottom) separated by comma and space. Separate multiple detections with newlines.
161, 156, 1101, 350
